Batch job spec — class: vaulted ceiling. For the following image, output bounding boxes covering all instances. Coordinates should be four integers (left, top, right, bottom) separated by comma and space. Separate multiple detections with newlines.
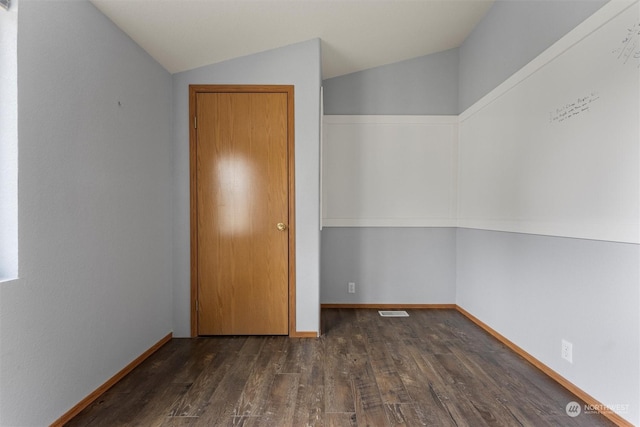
91, 0, 494, 79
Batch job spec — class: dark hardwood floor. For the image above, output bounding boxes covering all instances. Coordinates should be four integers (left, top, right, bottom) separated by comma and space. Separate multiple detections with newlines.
66, 309, 616, 426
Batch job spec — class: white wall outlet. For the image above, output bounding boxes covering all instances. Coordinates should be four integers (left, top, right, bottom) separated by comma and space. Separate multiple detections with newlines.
348, 282, 355, 294
561, 339, 573, 363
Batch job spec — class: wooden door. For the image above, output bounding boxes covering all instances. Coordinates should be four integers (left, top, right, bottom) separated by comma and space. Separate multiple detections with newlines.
190, 86, 294, 336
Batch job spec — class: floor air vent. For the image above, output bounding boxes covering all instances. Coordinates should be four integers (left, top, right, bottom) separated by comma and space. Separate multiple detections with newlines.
378, 310, 409, 317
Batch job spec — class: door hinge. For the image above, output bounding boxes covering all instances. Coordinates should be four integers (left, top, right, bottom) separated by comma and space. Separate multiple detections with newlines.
196, 299, 199, 311
194, 116, 197, 129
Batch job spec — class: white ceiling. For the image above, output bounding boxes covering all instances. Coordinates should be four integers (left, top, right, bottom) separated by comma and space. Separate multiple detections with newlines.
91, 0, 494, 79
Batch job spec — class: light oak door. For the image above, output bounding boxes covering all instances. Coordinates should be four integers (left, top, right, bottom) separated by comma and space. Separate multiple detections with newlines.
193, 88, 292, 335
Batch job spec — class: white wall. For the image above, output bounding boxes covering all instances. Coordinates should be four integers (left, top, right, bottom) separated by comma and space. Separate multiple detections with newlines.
172, 39, 322, 336
458, 1, 638, 244
0, 1, 174, 425
322, 115, 458, 228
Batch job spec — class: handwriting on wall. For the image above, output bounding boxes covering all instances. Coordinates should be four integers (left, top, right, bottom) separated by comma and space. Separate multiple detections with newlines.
549, 92, 600, 124
612, 21, 640, 66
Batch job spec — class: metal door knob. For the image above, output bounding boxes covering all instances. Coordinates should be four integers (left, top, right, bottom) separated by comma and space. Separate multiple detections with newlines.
277, 222, 287, 231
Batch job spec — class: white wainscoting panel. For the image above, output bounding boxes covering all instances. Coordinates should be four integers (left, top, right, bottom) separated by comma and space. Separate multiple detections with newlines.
322, 115, 458, 227
458, 1, 639, 244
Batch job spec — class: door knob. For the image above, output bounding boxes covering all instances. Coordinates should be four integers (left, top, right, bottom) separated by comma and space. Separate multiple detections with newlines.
277, 222, 287, 231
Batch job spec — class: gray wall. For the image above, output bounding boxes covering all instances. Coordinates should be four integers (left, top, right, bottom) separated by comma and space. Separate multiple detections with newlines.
458, 0, 608, 111
0, 1, 174, 425
0, 0, 18, 280
321, 228, 456, 304
323, 48, 459, 115
172, 39, 322, 337
456, 229, 639, 424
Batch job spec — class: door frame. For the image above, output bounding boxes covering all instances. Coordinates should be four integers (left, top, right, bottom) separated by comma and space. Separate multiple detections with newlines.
189, 84, 296, 337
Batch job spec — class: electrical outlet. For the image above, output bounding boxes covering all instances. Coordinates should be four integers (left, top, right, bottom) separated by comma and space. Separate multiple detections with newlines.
348, 282, 355, 294
561, 339, 573, 363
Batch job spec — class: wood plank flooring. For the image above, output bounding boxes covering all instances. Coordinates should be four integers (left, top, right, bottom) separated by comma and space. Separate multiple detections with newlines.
66, 309, 616, 426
